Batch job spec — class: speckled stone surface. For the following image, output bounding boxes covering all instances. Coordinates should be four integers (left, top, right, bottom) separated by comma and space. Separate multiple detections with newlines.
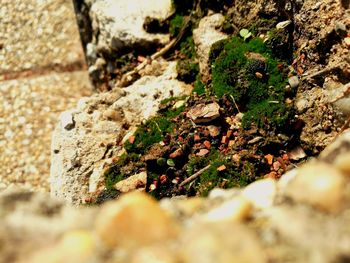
0, 0, 86, 78
0, 0, 92, 192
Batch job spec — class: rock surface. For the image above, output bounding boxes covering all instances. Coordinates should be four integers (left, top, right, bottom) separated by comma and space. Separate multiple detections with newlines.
193, 13, 228, 82
89, 0, 172, 55
2, 130, 350, 263
0, 0, 92, 192
50, 61, 192, 204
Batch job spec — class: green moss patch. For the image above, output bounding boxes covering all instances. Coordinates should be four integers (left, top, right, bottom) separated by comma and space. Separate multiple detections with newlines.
210, 36, 293, 131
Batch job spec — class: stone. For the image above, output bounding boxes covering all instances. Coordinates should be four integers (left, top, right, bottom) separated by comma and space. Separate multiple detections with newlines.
187, 102, 220, 124
50, 61, 192, 204
60, 111, 75, 130
196, 148, 209, 157
181, 223, 267, 263
90, 0, 172, 55
114, 171, 147, 193
241, 178, 277, 209
95, 192, 179, 248
202, 196, 252, 223
288, 76, 300, 89
276, 20, 292, 29
335, 21, 347, 36
285, 162, 347, 213
193, 14, 228, 82
207, 125, 220, 137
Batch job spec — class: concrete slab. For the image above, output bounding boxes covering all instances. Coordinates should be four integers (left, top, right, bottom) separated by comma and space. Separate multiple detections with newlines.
0, 72, 92, 192
0, 0, 86, 78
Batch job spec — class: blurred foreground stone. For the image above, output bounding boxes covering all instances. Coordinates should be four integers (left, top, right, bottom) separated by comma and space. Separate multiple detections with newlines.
1, 130, 350, 263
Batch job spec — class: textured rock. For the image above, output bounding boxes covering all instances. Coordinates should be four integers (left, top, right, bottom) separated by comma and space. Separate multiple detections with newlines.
181, 223, 267, 263
95, 192, 179, 248
114, 171, 147, 193
241, 178, 277, 209
202, 196, 252, 223
50, 61, 192, 204
193, 14, 228, 82
89, 0, 172, 55
187, 102, 220, 124
285, 162, 347, 213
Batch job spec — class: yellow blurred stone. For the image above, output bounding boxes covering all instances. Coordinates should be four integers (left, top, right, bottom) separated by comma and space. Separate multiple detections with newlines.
27, 231, 94, 263
59, 230, 94, 259
95, 192, 179, 248
181, 223, 267, 263
203, 196, 252, 223
241, 178, 277, 209
334, 152, 350, 175
286, 163, 347, 213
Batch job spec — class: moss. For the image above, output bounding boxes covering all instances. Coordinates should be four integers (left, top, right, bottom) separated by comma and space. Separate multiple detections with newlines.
210, 36, 291, 131
124, 116, 175, 154
186, 151, 254, 196
193, 77, 206, 95
176, 59, 199, 83
242, 101, 293, 130
169, 15, 185, 37
180, 36, 196, 59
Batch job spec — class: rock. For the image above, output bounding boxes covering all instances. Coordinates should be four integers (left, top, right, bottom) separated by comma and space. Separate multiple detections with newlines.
60, 110, 75, 130
207, 125, 220, 137
95, 192, 179, 248
202, 196, 252, 223
285, 162, 347, 213
181, 223, 267, 263
319, 130, 350, 175
114, 171, 147, 193
50, 61, 192, 204
196, 148, 209, 157
241, 178, 277, 209
288, 76, 300, 89
193, 14, 228, 82
86, 43, 97, 63
90, 0, 171, 55
187, 102, 220, 124
335, 21, 347, 36
276, 20, 292, 29
288, 146, 307, 160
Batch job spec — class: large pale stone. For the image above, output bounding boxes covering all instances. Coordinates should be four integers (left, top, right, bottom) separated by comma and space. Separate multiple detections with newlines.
202, 196, 252, 223
241, 178, 277, 209
285, 162, 347, 213
95, 192, 179, 248
50, 61, 192, 204
193, 14, 228, 82
90, 0, 172, 54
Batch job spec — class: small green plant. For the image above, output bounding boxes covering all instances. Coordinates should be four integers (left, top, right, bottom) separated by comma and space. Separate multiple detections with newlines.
239, 28, 252, 41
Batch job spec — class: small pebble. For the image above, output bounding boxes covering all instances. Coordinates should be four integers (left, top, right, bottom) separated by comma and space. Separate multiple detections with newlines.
288, 76, 300, 89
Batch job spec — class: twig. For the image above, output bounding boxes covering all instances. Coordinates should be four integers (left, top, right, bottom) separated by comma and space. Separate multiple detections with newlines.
229, 94, 241, 113
117, 14, 192, 88
179, 164, 211, 187
301, 62, 343, 81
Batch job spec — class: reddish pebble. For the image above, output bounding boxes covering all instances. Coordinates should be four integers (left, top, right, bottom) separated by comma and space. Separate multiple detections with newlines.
226, 130, 233, 139
203, 140, 211, 149
169, 148, 183, 159
265, 154, 274, 165
160, 175, 167, 184
221, 136, 228, 144
196, 149, 209, 157
273, 161, 281, 171
194, 134, 201, 142
265, 171, 278, 179
217, 165, 226, 172
128, 135, 135, 144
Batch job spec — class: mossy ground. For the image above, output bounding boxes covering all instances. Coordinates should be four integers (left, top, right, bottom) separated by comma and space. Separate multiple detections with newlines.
93, 5, 299, 204
210, 36, 294, 131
